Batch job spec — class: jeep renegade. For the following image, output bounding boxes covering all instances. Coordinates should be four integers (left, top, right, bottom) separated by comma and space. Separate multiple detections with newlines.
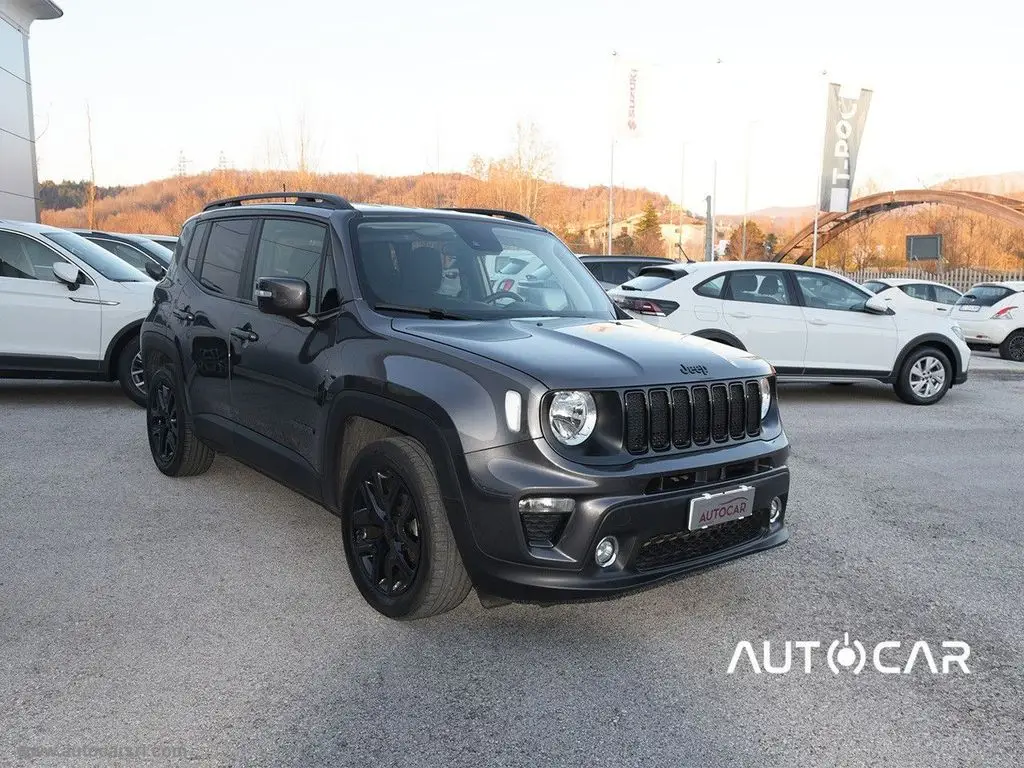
141, 193, 792, 619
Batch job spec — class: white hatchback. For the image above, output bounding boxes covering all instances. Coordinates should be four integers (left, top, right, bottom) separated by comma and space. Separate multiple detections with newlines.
862, 277, 962, 316
0, 221, 157, 404
609, 261, 971, 405
951, 281, 1024, 362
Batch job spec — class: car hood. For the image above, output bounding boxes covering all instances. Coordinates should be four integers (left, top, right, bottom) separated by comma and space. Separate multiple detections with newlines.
392, 317, 770, 389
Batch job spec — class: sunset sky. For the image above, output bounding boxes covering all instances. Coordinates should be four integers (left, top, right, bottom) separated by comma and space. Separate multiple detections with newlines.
27, 0, 1023, 214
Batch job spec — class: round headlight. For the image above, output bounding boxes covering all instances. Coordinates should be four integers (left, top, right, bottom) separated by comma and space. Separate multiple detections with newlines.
758, 377, 772, 419
549, 391, 598, 446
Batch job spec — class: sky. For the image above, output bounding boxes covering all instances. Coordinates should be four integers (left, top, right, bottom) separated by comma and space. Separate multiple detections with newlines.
25, 0, 1024, 214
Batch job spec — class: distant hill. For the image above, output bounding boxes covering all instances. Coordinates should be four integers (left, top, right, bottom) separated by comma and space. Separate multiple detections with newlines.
937, 171, 1024, 197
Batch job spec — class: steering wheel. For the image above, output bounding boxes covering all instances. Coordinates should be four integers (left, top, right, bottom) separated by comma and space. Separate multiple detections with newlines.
482, 290, 525, 304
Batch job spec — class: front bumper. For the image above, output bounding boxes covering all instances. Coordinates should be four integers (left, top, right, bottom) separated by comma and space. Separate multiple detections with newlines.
449, 434, 791, 604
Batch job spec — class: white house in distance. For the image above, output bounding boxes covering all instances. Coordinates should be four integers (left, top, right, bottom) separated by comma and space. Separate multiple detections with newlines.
0, 0, 61, 222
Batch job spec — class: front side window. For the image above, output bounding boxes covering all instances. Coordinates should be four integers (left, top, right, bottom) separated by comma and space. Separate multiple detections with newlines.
0, 231, 63, 281
251, 219, 328, 311
793, 272, 870, 311
353, 218, 613, 320
199, 219, 253, 297
725, 270, 793, 305
900, 283, 934, 302
43, 231, 148, 281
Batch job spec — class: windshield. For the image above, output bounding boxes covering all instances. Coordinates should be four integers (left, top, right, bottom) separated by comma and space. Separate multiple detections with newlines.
353, 218, 614, 320
44, 231, 149, 282
956, 285, 1015, 307
862, 281, 888, 294
125, 235, 173, 265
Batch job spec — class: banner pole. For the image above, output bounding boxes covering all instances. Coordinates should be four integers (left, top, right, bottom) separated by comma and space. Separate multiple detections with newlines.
607, 138, 615, 255
812, 77, 828, 269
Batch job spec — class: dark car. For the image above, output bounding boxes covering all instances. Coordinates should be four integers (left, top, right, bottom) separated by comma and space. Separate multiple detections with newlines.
73, 230, 174, 280
579, 254, 677, 290
141, 193, 791, 619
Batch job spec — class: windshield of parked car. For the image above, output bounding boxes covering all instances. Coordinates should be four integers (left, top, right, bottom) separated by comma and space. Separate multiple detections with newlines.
956, 285, 1015, 307
353, 218, 614, 320
126, 236, 173, 265
862, 280, 888, 294
43, 231, 150, 282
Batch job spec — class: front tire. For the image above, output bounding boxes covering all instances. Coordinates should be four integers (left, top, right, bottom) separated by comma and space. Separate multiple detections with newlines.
999, 331, 1024, 362
894, 347, 952, 405
146, 366, 215, 476
116, 336, 147, 406
341, 437, 471, 620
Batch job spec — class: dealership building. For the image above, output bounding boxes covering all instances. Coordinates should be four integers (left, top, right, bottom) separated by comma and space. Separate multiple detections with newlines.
0, 0, 61, 221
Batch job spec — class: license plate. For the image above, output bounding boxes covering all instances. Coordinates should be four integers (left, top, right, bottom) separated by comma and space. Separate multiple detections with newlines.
688, 485, 754, 530
958, 305, 981, 312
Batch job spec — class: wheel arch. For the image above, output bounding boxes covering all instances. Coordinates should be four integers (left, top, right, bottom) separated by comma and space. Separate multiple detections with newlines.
103, 320, 143, 380
891, 334, 962, 384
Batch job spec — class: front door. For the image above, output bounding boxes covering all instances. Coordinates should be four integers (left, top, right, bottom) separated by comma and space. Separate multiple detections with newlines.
720, 268, 807, 370
791, 271, 899, 373
229, 217, 335, 473
0, 231, 103, 365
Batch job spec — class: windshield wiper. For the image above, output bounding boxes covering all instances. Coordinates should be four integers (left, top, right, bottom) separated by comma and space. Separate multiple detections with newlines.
373, 303, 470, 320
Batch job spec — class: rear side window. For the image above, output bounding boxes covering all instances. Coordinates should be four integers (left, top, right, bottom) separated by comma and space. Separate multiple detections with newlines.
185, 222, 207, 274
693, 273, 725, 298
198, 219, 253, 297
934, 286, 961, 305
957, 285, 1015, 307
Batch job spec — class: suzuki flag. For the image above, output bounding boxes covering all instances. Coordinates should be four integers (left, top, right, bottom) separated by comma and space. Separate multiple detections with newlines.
818, 83, 872, 213
614, 61, 643, 140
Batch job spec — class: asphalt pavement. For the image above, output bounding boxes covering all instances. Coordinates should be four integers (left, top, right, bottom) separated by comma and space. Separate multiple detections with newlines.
1, 366, 1022, 767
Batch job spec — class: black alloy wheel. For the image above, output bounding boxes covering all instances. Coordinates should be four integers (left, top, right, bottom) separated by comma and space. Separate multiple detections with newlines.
148, 376, 179, 466
349, 466, 423, 597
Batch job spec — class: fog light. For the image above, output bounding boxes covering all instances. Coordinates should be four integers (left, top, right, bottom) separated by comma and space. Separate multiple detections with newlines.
594, 536, 618, 568
519, 497, 575, 514
769, 496, 783, 524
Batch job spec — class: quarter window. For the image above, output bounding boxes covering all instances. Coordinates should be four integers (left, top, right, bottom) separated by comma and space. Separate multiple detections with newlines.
0, 232, 61, 281
185, 222, 207, 274
251, 219, 329, 312
199, 219, 253, 297
694, 273, 725, 299
933, 286, 961, 305
725, 270, 793, 305
793, 272, 870, 311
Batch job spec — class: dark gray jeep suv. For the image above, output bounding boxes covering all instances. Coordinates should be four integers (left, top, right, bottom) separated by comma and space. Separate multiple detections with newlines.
141, 193, 792, 619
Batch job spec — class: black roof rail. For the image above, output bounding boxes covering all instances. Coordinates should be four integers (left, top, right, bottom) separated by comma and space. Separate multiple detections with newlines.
440, 207, 536, 225
202, 192, 355, 212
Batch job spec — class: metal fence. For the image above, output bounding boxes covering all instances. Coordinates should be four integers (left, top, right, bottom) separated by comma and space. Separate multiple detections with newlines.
836, 267, 1024, 293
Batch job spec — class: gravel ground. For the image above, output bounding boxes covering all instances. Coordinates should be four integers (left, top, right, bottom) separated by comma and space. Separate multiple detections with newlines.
1, 370, 1022, 767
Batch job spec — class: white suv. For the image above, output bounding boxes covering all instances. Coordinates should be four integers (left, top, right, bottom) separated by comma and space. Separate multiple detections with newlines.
951, 281, 1024, 362
609, 261, 971, 405
0, 221, 157, 404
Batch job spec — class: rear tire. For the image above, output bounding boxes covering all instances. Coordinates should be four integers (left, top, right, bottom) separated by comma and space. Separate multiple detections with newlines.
341, 436, 471, 620
894, 346, 952, 405
116, 336, 147, 406
146, 366, 215, 476
999, 331, 1024, 362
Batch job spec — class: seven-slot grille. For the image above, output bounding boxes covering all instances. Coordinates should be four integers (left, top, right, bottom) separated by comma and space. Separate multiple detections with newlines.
624, 381, 762, 455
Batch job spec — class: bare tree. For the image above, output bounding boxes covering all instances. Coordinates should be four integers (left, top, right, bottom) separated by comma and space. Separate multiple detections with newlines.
86, 102, 96, 228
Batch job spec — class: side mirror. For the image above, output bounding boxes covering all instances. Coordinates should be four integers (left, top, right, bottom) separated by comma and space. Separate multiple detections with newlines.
255, 277, 309, 318
145, 261, 167, 280
863, 295, 891, 315
52, 261, 82, 290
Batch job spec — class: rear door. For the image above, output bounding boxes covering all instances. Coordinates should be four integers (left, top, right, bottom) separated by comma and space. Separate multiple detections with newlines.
229, 217, 335, 474
792, 271, 898, 373
720, 268, 807, 369
899, 282, 952, 315
0, 230, 104, 365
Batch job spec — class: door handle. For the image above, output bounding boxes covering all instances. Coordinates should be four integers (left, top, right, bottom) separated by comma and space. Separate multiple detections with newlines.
231, 326, 259, 343
173, 309, 195, 323
808, 318, 828, 326
728, 311, 752, 319
936, 307, 947, 311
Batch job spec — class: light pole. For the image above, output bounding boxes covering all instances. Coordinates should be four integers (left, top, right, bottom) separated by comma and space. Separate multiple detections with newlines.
811, 68, 828, 269
607, 50, 618, 255
677, 141, 689, 259
741, 120, 757, 260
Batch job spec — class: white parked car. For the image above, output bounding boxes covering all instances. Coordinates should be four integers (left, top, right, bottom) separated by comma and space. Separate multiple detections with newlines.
862, 277, 962, 315
951, 281, 1024, 362
0, 221, 156, 404
609, 261, 971, 405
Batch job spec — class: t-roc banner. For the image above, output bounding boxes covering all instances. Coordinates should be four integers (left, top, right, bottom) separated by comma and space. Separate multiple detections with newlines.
819, 83, 872, 213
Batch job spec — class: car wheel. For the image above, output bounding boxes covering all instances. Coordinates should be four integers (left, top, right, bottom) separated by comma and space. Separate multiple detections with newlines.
146, 365, 215, 476
894, 347, 952, 405
116, 336, 147, 406
341, 436, 471, 620
998, 331, 1024, 362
